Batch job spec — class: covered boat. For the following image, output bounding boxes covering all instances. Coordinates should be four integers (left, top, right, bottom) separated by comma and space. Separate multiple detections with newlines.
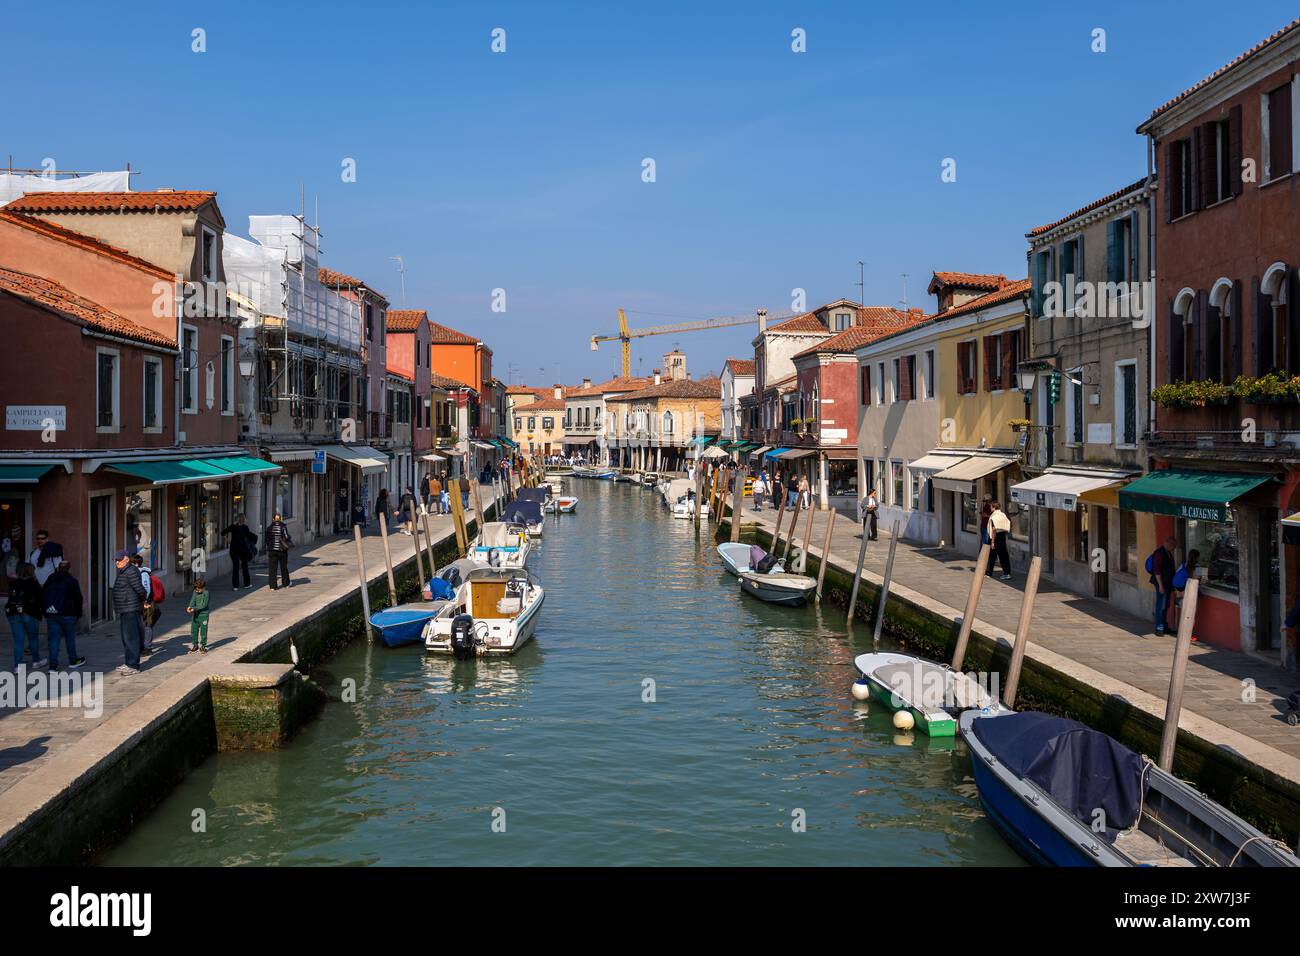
501, 499, 545, 537
471, 521, 531, 568
717, 542, 783, 576
853, 651, 996, 737
424, 564, 545, 658
961, 709, 1300, 867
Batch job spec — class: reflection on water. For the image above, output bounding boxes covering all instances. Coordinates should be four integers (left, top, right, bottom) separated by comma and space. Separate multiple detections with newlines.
104, 480, 1022, 867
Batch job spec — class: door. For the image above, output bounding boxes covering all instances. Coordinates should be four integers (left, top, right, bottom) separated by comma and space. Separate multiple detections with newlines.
89, 493, 113, 624
1093, 506, 1110, 599
0, 495, 30, 599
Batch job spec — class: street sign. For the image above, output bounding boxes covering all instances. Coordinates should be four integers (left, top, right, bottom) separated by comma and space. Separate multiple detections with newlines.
312, 450, 326, 475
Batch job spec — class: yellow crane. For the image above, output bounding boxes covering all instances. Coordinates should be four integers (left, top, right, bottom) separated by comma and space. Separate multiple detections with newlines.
591, 308, 791, 378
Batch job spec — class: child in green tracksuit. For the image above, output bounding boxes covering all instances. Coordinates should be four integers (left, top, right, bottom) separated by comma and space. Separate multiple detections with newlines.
187, 579, 210, 653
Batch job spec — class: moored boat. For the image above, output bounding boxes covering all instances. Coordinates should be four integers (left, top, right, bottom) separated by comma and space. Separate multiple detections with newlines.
424, 565, 545, 657
960, 708, 1300, 867
717, 542, 784, 576
501, 499, 545, 537
543, 495, 579, 513
853, 651, 996, 737
369, 601, 451, 647
470, 521, 532, 568
738, 570, 816, 605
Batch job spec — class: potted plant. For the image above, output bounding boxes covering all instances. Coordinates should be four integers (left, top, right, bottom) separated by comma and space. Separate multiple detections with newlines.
1007, 418, 1032, 432
1233, 371, 1295, 404
1151, 380, 1233, 408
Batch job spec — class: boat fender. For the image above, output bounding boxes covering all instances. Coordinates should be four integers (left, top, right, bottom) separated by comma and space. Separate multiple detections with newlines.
851, 679, 872, 701
893, 710, 915, 731
450, 614, 476, 660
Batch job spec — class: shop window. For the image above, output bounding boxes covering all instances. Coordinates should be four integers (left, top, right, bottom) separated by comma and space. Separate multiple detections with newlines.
1120, 508, 1137, 574
1179, 513, 1239, 593
891, 461, 904, 507
962, 493, 977, 534
124, 490, 157, 569
909, 472, 921, 511
1072, 506, 1090, 564
827, 460, 858, 497
276, 474, 296, 520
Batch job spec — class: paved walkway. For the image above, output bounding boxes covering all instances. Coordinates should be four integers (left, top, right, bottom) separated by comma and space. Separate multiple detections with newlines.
0, 505, 480, 798
737, 500, 1300, 762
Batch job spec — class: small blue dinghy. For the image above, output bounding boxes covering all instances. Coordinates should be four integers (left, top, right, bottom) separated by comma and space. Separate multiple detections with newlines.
369, 601, 451, 647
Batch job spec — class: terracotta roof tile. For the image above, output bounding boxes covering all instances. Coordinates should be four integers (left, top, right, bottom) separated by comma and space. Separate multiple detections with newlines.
387, 309, 426, 332
724, 358, 755, 376
928, 271, 1007, 293
428, 320, 479, 345
766, 312, 829, 333
794, 308, 928, 357
317, 266, 363, 288
1140, 18, 1300, 127
429, 372, 473, 391
0, 268, 175, 349
0, 210, 172, 279
525, 397, 566, 412
1028, 179, 1149, 237
506, 384, 545, 395
5, 190, 216, 213
860, 279, 1031, 353
605, 377, 722, 402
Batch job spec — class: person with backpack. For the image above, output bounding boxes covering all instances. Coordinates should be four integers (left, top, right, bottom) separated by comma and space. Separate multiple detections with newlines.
265, 513, 293, 590
42, 560, 85, 669
112, 549, 147, 675
222, 515, 256, 591
1172, 548, 1200, 639
6, 562, 44, 669
1146, 535, 1178, 636
132, 553, 164, 655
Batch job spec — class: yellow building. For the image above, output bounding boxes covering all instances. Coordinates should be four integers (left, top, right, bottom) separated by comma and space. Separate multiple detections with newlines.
606, 374, 722, 473
922, 273, 1032, 557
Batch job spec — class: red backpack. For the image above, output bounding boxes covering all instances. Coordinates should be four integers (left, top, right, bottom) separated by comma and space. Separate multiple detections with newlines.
148, 573, 166, 604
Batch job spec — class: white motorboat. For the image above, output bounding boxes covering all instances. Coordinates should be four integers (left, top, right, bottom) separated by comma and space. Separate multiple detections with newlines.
853, 651, 997, 737
424, 565, 545, 657
542, 495, 579, 513
738, 570, 816, 605
470, 521, 532, 568
717, 542, 784, 576
501, 499, 545, 537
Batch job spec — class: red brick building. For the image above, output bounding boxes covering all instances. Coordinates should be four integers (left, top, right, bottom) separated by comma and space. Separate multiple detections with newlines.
1136, 18, 1300, 666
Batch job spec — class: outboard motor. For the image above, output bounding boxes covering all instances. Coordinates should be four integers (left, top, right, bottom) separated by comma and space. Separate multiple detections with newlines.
450, 614, 477, 660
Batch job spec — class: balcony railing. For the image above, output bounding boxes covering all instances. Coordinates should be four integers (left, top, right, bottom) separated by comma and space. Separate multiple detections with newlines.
1147, 428, 1300, 459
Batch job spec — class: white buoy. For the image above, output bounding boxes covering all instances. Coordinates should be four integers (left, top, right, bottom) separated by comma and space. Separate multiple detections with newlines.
893, 709, 915, 731
851, 679, 872, 701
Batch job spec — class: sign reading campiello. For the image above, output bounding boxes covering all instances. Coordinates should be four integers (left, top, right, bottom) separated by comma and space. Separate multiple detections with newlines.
6, 405, 66, 431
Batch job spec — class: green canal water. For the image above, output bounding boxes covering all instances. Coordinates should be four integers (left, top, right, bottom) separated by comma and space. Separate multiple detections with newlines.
104, 478, 1022, 866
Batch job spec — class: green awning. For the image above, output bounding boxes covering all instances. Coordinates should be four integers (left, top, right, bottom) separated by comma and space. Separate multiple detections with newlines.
107, 456, 279, 486
0, 464, 58, 484
1118, 469, 1275, 523
690, 436, 714, 446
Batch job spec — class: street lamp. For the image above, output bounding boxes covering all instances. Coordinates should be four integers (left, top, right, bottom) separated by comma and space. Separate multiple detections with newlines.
1017, 369, 1036, 394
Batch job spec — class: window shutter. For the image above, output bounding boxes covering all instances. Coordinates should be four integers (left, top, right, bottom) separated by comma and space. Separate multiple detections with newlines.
1127, 210, 1141, 281
899, 357, 912, 401
1164, 141, 1179, 221
1193, 124, 1209, 211
1075, 233, 1085, 284
957, 342, 970, 393
1001, 330, 1015, 389
1254, 276, 1271, 376
1195, 290, 1209, 379
1031, 251, 1042, 317
1271, 84, 1294, 177
860, 365, 871, 406
1106, 220, 1120, 283
1229, 279, 1243, 379
1229, 104, 1244, 196
983, 337, 995, 391
1168, 304, 1184, 383
1289, 269, 1300, 373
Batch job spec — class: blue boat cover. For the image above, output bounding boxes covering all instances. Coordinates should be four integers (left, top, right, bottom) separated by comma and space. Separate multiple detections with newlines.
971, 711, 1147, 840
516, 487, 549, 502
502, 500, 543, 524
427, 577, 456, 600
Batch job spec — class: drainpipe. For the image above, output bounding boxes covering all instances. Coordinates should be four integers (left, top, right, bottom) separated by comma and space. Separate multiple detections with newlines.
1146, 136, 1158, 464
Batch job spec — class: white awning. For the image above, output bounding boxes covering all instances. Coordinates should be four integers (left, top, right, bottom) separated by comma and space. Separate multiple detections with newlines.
471, 441, 496, 451
908, 452, 970, 472
748, 445, 772, 458
931, 455, 1017, 495
777, 448, 816, 460
420, 453, 446, 462
323, 445, 389, 474
268, 448, 318, 462
1010, 472, 1120, 512
563, 436, 596, 445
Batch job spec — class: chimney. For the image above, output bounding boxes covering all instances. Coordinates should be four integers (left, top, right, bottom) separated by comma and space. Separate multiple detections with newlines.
757, 308, 768, 332
553, 384, 562, 400
653, 369, 662, 386
582, 377, 591, 388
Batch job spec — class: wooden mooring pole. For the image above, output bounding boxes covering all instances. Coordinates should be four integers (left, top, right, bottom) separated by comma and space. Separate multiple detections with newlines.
353, 525, 372, 642
1159, 578, 1200, 772
729, 466, 747, 543
781, 495, 803, 563
377, 511, 398, 605
693, 464, 705, 528
471, 479, 485, 531
771, 486, 788, 556
871, 520, 901, 647
814, 508, 836, 602
406, 499, 427, 587
448, 479, 468, 556
798, 496, 815, 573
951, 544, 992, 670
1001, 555, 1042, 709
846, 523, 870, 629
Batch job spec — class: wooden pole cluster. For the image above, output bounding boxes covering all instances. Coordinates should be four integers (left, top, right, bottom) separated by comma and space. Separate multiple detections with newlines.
352, 525, 372, 641
1002, 555, 1042, 709
709, 466, 721, 520
377, 512, 397, 605
798, 496, 815, 573
781, 495, 803, 563
407, 499, 427, 586
871, 520, 901, 647
846, 526, 870, 629
728, 466, 746, 543
471, 479, 485, 535
693, 465, 706, 528
1159, 578, 1200, 772
448, 478, 468, 556
772, 486, 788, 556
814, 508, 836, 602
951, 543, 992, 670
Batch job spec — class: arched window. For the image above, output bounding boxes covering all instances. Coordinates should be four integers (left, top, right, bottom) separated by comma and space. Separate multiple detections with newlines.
1169, 287, 1195, 382
662, 411, 674, 434
1260, 262, 1292, 374
1208, 278, 1236, 383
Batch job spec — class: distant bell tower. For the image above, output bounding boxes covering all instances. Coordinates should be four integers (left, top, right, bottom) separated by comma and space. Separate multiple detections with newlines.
663, 349, 686, 381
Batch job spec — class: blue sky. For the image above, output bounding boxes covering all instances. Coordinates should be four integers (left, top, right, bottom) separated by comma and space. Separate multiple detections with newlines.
4, 1, 1297, 384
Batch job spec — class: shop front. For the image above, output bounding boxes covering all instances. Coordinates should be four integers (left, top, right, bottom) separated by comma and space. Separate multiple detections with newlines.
930, 454, 1020, 559
1119, 469, 1279, 653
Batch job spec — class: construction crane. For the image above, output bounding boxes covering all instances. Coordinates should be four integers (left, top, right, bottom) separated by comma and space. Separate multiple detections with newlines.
591, 308, 793, 378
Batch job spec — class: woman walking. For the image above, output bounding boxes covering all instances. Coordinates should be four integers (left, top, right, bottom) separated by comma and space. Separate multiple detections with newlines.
5, 563, 44, 668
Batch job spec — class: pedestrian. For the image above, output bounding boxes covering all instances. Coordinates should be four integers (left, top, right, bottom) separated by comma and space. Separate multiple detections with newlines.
28, 529, 63, 589
351, 499, 367, 528
752, 471, 767, 512
1147, 535, 1178, 636
222, 514, 256, 590
440, 483, 451, 516
186, 578, 211, 654
375, 488, 392, 531
399, 487, 415, 534
42, 560, 85, 669
861, 486, 879, 540
131, 553, 161, 655
265, 513, 293, 590
429, 474, 443, 515
111, 549, 146, 675
420, 472, 431, 505
798, 475, 811, 509
772, 472, 785, 513
986, 501, 1012, 580
5, 562, 44, 669
979, 495, 993, 551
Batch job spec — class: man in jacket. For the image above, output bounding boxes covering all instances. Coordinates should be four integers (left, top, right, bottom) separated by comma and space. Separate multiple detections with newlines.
265, 513, 293, 589
42, 561, 85, 669
1150, 536, 1178, 636
859, 488, 879, 540
28, 530, 63, 588
112, 549, 147, 675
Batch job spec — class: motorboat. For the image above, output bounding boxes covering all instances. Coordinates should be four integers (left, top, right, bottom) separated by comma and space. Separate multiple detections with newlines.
501, 499, 545, 537
424, 565, 545, 658
470, 521, 532, 568
717, 542, 784, 576
543, 495, 579, 513
672, 493, 702, 519
738, 570, 816, 606
516, 486, 550, 504
853, 651, 997, 737
593, 469, 616, 479
960, 708, 1300, 867
369, 601, 452, 647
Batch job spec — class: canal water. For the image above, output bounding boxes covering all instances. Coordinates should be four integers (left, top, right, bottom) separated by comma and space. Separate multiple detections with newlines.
105, 478, 1021, 866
